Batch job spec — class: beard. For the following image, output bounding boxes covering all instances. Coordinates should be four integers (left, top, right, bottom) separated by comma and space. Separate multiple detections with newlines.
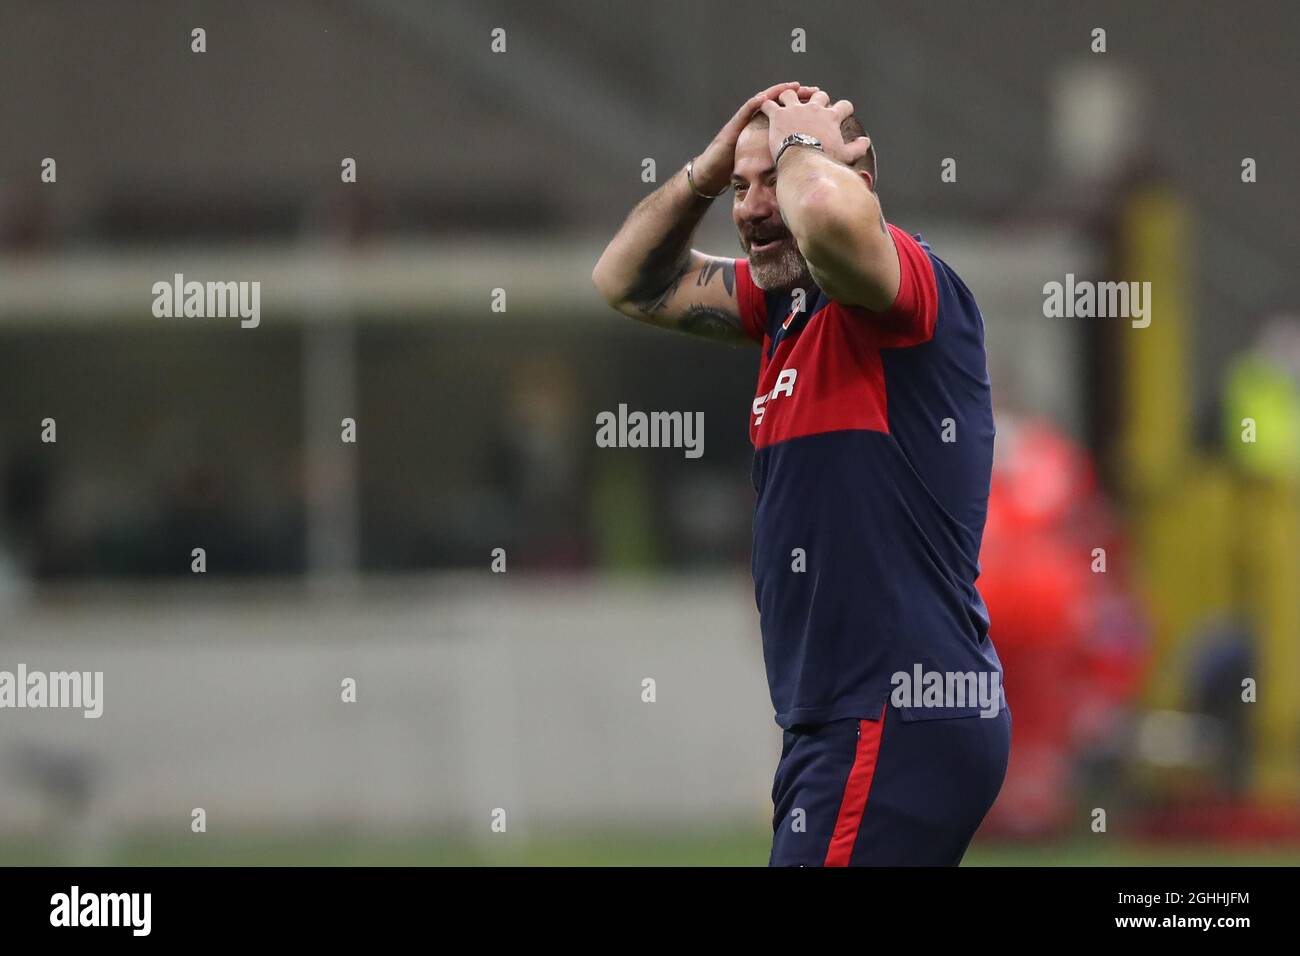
744, 234, 812, 291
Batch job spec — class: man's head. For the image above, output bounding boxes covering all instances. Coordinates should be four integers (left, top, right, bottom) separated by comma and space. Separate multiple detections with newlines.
732, 111, 876, 291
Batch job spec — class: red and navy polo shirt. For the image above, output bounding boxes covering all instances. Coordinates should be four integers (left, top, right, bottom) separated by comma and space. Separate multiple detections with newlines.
735, 224, 1003, 729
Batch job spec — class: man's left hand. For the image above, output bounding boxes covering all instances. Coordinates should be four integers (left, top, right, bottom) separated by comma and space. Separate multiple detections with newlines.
759, 90, 871, 167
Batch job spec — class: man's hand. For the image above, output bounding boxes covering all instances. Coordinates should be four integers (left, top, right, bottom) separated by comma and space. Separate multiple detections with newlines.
593, 81, 841, 346
690, 82, 822, 196
759, 90, 871, 167
761, 91, 898, 313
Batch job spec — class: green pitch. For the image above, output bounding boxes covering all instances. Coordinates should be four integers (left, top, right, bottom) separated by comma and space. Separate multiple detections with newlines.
5, 829, 1300, 866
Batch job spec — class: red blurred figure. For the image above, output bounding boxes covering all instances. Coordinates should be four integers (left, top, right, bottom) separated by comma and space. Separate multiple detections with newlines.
978, 417, 1148, 836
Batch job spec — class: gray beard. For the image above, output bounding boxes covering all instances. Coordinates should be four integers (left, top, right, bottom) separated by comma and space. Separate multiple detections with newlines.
748, 242, 812, 292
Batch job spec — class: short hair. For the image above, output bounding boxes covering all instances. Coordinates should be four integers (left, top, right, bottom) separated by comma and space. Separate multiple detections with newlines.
747, 110, 877, 187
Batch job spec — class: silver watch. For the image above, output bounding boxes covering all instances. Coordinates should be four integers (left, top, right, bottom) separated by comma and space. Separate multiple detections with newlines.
774, 133, 824, 166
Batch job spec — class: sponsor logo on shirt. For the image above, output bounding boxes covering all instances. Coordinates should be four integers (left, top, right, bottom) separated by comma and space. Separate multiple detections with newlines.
752, 368, 797, 426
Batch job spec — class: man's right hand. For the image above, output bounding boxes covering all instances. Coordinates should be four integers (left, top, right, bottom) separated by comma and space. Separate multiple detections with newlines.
689, 82, 822, 197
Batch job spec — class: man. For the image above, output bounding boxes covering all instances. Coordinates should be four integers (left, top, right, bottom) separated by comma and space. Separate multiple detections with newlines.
592, 82, 1010, 866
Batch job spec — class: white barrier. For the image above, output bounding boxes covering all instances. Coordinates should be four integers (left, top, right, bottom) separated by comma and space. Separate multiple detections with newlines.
0, 575, 777, 837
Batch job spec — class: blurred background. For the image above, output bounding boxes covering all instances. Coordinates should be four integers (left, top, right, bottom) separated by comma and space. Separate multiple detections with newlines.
1, 0, 1298, 865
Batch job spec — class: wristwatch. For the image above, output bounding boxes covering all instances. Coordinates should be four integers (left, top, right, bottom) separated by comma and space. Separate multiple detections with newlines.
774, 133, 824, 166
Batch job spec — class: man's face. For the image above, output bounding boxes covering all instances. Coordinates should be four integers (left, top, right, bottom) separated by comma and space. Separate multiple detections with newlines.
731, 123, 811, 292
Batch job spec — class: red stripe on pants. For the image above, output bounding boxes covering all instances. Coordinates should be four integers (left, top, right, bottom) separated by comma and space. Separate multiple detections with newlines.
823, 706, 886, 866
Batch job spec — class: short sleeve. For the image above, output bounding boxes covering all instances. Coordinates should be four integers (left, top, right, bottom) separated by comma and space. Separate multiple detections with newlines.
879, 224, 939, 346
733, 257, 768, 343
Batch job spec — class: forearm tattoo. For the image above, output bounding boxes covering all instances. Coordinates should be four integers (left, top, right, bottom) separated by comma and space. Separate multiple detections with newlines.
644, 258, 735, 316
625, 199, 701, 312
697, 258, 735, 297
640, 261, 689, 313
619, 182, 745, 341
680, 304, 746, 343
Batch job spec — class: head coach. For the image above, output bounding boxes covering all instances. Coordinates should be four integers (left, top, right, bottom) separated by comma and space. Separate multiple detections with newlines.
592, 81, 1011, 866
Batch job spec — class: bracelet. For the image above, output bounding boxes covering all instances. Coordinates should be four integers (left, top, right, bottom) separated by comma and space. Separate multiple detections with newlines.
685, 159, 726, 200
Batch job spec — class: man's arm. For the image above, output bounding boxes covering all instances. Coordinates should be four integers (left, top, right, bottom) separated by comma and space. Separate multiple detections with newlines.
761, 93, 900, 312
592, 81, 817, 345
591, 168, 748, 344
